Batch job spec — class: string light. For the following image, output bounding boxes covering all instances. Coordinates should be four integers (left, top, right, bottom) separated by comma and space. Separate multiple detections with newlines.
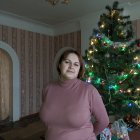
100, 23, 105, 28
134, 56, 139, 61
86, 77, 91, 83
127, 89, 131, 93
136, 88, 140, 91
90, 38, 98, 46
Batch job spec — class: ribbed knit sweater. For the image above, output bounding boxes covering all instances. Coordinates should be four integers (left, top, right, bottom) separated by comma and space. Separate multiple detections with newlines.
39, 78, 109, 140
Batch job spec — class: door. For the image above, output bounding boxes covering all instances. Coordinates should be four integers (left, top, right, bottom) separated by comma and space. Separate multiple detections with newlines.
0, 48, 12, 121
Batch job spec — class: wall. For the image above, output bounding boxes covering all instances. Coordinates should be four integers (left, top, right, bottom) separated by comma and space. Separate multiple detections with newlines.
53, 20, 81, 36
0, 24, 81, 119
0, 12, 54, 36
54, 31, 81, 56
133, 20, 140, 39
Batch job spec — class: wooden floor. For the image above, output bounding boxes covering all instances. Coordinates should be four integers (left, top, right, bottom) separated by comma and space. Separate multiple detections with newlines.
129, 128, 140, 140
0, 114, 45, 140
0, 114, 139, 140
0, 120, 45, 140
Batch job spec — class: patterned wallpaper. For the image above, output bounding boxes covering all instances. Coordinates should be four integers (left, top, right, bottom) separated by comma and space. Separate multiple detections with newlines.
0, 24, 81, 118
54, 31, 81, 56
133, 19, 140, 39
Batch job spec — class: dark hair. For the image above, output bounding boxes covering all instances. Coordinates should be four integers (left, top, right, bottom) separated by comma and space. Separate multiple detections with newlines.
57, 49, 84, 79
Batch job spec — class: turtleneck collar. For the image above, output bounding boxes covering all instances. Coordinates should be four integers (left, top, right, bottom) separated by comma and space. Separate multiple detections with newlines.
58, 78, 80, 89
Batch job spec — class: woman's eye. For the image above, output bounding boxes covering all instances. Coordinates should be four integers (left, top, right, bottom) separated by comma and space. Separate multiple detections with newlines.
64, 60, 70, 63
74, 64, 79, 67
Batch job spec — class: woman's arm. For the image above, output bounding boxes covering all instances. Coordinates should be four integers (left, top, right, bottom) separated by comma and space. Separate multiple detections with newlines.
89, 86, 109, 136
39, 86, 49, 127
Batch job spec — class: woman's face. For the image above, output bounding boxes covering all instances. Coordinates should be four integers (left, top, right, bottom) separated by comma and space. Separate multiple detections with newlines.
59, 53, 80, 80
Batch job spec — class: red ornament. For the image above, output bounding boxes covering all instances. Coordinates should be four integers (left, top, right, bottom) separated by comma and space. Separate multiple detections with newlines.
136, 39, 140, 47
137, 43, 140, 47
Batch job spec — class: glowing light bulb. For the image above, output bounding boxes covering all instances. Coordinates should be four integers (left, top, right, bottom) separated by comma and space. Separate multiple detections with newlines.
127, 89, 131, 93
134, 56, 138, 60
128, 103, 132, 107
100, 24, 105, 28
136, 88, 140, 91
86, 77, 91, 83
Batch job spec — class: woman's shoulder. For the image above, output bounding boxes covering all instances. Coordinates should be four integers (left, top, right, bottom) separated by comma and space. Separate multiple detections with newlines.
79, 80, 100, 95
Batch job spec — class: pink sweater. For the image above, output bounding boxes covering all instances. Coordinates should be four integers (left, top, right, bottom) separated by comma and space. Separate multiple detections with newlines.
40, 78, 109, 140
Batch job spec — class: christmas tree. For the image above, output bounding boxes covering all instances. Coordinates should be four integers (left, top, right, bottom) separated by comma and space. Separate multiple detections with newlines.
83, 1, 140, 125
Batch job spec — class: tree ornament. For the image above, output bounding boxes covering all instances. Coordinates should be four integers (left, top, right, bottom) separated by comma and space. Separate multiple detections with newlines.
90, 38, 98, 46
102, 41, 108, 47
127, 88, 132, 93
86, 77, 91, 83
120, 29, 128, 38
117, 16, 123, 23
96, 33, 102, 38
87, 52, 93, 60
136, 39, 140, 47
110, 10, 119, 18
116, 25, 127, 39
100, 22, 105, 29
137, 43, 140, 47
136, 88, 140, 92
88, 71, 94, 78
88, 46, 94, 54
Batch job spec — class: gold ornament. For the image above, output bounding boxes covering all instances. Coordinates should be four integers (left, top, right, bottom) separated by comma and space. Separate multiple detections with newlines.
100, 23, 105, 29
87, 52, 93, 60
111, 10, 119, 18
90, 38, 98, 46
88, 46, 94, 54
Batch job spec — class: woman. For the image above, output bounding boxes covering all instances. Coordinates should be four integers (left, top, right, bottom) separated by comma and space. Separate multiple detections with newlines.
40, 49, 109, 140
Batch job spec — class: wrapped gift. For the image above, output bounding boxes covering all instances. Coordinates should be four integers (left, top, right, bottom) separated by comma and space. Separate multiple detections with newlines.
100, 127, 112, 140
111, 119, 130, 140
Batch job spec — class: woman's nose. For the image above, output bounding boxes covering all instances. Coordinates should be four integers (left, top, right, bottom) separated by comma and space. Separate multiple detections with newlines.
69, 63, 73, 68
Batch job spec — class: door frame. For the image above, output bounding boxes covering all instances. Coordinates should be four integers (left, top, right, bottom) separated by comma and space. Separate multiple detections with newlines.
0, 41, 20, 121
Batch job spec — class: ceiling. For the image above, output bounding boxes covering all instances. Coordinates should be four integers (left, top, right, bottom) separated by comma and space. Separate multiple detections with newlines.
0, 0, 140, 26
